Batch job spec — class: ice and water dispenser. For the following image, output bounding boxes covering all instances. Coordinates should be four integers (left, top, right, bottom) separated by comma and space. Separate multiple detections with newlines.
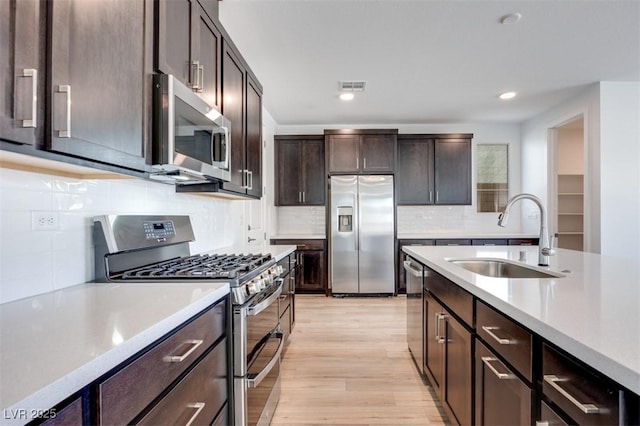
337, 206, 353, 232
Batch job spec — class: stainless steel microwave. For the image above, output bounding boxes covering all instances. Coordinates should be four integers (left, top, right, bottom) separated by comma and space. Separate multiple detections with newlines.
151, 74, 231, 184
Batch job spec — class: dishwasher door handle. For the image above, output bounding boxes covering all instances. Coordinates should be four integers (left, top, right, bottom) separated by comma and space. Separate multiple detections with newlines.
403, 261, 424, 278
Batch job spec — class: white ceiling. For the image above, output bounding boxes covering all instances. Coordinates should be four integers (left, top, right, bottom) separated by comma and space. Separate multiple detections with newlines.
218, 0, 640, 126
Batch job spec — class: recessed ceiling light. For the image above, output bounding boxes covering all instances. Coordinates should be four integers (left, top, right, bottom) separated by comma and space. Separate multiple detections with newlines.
339, 93, 355, 101
500, 13, 522, 25
499, 91, 517, 100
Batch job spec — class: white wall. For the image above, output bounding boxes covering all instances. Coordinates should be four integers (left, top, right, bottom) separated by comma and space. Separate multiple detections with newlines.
521, 82, 640, 261
599, 82, 640, 260
0, 162, 248, 304
274, 122, 524, 236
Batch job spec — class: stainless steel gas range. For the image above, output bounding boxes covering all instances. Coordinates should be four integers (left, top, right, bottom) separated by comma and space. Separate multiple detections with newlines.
93, 215, 283, 426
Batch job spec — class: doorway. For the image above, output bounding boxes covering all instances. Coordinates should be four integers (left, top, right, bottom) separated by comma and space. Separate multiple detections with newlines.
553, 117, 585, 251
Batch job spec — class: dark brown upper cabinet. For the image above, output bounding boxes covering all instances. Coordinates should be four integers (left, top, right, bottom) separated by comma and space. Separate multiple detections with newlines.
245, 73, 262, 198
156, 0, 221, 110
275, 135, 326, 206
47, 0, 153, 172
0, 0, 44, 146
397, 134, 472, 205
326, 129, 397, 174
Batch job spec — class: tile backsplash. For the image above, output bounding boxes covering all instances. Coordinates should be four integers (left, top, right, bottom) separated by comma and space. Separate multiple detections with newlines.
0, 167, 246, 304
276, 206, 326, 236
397, 205, 523, 235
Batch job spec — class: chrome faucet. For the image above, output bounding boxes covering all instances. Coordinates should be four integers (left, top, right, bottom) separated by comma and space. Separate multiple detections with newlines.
497, 193, 555, 266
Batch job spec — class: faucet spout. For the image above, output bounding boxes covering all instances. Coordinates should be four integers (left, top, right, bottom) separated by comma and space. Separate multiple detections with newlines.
498, 193, 554, 266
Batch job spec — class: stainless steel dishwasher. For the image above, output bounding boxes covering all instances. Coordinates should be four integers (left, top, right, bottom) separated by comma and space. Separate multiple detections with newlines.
405, 256, 425, 373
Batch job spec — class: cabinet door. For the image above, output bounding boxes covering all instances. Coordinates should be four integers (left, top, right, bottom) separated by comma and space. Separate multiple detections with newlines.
156, 0, 193, 86
301, 139, 325, 205
423, 291, 445, 395
194, 5, 221, 109
222, 41, 246, 191
475, 341, 533, 426
397, 138, 434, 204
443, 312, 473, 426
299, 249, 326, 293
361, 134, 395, 172
434, 139, 471, 205
245, 74, 262, 198
49, 0, 150, 171
328, 134, 359, 173
275, 139, 303, 205
0, 0, 42, 145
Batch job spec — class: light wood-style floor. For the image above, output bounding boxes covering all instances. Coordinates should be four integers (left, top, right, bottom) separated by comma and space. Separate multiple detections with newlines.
271, 295, 447, 426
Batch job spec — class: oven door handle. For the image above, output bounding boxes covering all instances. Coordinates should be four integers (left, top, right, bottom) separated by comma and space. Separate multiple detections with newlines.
247, 279, 284, 316
247, 331, 284, 389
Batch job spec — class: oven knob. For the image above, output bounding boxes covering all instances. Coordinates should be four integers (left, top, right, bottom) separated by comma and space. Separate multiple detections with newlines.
255, 278, 265, 291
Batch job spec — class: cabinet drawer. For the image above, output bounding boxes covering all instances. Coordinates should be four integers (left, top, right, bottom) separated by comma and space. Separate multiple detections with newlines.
98, 300, 226, 425
509, 239, 536, 246
475, 341, 533, 426
435, 239, 471, 246
424, 266, 473, 326
272, 239, 325, 250
41, 397, 82, 426
539, 401, 569, 425
472, 239, 508, 246
212, 403, 229, 426
476, 300, 533, 382
542, 343, 620, 426
137, 339, 228, 425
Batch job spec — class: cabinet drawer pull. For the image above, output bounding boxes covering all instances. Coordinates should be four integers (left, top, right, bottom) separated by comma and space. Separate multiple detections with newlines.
543, 375, 601, 414
482, 356, 514, 380
163, 339, 203, 363
482, 326, 515, 345
184, 402, 205, 426
56, 84, 71, 138
21, 68, 38, 128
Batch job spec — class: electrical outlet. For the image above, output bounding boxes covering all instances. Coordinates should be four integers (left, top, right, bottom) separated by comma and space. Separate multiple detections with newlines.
31, 211, 60, 231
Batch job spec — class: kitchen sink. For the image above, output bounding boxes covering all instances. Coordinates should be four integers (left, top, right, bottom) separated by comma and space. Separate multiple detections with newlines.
448, 258, 565, 279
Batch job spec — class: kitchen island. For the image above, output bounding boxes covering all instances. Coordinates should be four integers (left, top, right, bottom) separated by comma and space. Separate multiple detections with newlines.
404, 245, 639, 425
0, 282, 229, 425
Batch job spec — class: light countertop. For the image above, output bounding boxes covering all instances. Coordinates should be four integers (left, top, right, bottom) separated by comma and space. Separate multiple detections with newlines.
403, 245, 640, 394
0, 282, 229, 422
270, 234, 326, 240
397, 232, 539, 240
264, 244, 296, 262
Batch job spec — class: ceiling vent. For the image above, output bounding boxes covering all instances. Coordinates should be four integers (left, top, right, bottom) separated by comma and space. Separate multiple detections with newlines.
339, 81, 367, 92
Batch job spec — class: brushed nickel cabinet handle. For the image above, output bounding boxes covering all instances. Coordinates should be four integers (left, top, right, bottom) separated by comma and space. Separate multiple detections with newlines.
56, 85, 71, 138
197, 63, 204, 93
435, 312, 447, 343
21, 68, 37, 128
184, 402, 205, 426
482, 326, 515, 345
482, 356, 514, 380
191, 60, 201, 91
543, 375, 601, 414
163, 339, 203, 363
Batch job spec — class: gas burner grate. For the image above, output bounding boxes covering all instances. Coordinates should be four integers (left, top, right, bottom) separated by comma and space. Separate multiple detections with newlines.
118, 253, 272, 280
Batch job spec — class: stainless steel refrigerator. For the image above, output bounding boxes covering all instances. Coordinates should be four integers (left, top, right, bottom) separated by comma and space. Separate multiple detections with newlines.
330, 175, 395, 294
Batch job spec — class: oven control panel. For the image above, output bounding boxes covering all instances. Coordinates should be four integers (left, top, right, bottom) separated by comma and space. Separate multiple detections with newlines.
143, 220, 176, 241
233, 264, 285, 305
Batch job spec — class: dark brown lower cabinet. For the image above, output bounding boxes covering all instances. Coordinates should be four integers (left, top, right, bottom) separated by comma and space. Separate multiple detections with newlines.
423, 291, 472, 426
475, 341, 533, 426
271, 239, 327, 294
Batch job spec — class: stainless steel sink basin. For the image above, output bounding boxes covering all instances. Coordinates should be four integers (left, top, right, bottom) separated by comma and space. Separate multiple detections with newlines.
448, 258, 565, 279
